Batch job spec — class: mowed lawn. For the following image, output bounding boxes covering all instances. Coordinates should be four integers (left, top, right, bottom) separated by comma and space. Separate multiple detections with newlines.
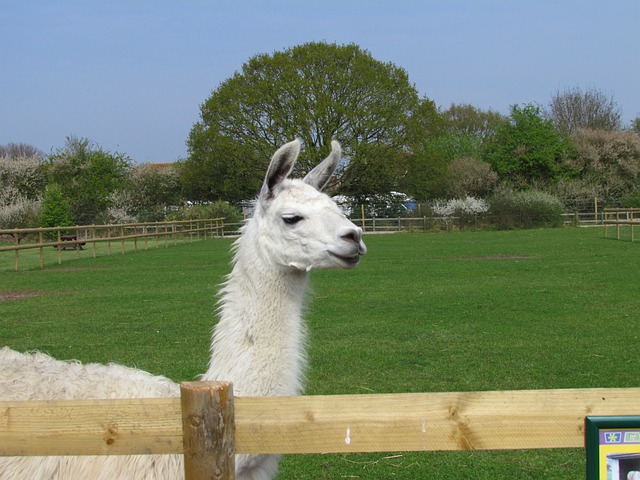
1, 227, 638, 479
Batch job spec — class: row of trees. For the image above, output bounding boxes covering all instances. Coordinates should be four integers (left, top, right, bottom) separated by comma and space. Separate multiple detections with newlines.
2, 42, 640, 232
1, 137, 184, 234
184, 42, 640, 209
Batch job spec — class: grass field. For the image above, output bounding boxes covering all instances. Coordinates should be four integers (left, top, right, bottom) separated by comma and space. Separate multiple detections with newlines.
1, 227, 638, 479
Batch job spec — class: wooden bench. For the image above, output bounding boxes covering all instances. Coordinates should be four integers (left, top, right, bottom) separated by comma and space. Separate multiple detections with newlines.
59, 235, 86, 250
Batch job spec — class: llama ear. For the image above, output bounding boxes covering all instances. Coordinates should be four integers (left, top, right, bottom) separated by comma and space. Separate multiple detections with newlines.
303, 140, 341, 191
260, 139, 301, 202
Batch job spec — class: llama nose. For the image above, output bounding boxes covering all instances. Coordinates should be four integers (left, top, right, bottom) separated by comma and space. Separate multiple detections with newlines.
340, 227, 366, 254
340, 227, 361, 244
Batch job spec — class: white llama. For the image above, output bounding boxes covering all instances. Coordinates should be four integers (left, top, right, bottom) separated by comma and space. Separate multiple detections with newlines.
0, 139, 366, 480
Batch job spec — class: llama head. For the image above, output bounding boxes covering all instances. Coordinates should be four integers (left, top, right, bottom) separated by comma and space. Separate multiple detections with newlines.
253, 139, 366, 272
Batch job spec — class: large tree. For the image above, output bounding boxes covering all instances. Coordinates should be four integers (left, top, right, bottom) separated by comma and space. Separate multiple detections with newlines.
184, 42, 438, 201
400, 104, 502, 201
485, 104, 576, 186
442, 103, 504, 140
547, 86, 622, 135
47, 136, 133, 225
0, 142, 45, 160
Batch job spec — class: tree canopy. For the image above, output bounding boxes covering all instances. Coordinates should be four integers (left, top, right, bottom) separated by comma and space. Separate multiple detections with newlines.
547, 86, 622, 135
442, 103, 504, 139
184, 42, 439, 201
485, 104, 576, 186
47, 136, 133, 224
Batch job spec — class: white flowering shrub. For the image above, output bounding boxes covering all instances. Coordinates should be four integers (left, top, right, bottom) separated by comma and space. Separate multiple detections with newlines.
431, 196, 489, 229
334, 192, 412, 218
432, 196, 489, 217
0, 196, 42, 230
104, 191, 138, 224
126, 165, 183, 222
0, 154, 46, 241
0, 186, 42, 242
0, 155, 47, 201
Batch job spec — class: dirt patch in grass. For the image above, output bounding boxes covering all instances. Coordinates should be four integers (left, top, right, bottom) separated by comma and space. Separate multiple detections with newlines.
49, 266, 107, 271
419, 255, 537, 261
0, 291, 41, 302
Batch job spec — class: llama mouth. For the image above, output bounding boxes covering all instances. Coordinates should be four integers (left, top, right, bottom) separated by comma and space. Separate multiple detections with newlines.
328, 251, 361, 266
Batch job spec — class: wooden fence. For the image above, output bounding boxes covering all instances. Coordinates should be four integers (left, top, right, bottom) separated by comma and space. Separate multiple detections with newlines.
223, 212, 603, 237
353, 212, 600, 232
0, 219, 224, 271
2, 382, 640, 479
603, 208, 639, 241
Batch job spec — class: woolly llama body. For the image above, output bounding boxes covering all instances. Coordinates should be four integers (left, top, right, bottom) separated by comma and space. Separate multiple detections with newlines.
0, 140, 366, 480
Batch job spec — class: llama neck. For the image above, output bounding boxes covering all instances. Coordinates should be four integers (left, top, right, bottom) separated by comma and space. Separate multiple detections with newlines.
203, 232, 310, 397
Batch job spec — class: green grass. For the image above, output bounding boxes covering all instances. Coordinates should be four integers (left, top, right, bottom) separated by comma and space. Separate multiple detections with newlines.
1, 227, 638, 478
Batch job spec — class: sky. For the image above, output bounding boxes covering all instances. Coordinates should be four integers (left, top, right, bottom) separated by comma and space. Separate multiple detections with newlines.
1, 0, 638, 164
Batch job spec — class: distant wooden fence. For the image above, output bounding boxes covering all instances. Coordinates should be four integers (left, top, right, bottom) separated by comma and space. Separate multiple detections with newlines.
2, 382, 640, 479
0, 219, 224, 271
603, 208, 639, 241
161, 211, 608, 238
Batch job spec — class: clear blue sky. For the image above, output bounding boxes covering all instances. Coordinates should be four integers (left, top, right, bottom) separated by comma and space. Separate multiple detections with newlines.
2, 0, 638, 163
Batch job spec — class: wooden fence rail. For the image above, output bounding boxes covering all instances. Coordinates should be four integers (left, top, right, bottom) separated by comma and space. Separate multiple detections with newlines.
603, 208, 640, 241
0, 219, 225, 271
2, 382, 640, 479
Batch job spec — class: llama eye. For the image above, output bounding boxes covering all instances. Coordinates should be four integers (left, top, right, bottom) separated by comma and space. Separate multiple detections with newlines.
282, 215, 304, 225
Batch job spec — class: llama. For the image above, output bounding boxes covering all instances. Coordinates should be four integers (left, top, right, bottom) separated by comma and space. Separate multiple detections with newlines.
0, 139, 366, 480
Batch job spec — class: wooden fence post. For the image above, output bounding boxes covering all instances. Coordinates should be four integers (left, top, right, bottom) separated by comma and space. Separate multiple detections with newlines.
75, 227, 81, 259
91, 225, 97, 258
56, 228, 62, 265
13, 231, 19, 272
39, 230, 44, 270
180, 381, 235, 480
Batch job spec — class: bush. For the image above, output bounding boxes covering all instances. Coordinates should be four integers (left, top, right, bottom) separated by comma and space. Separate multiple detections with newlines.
0, 188, 42, 242
0, 155, 47, 200
443, 157, 498, 198
39, 184, 73, 239
619, 190, 640, 208
166, 201, 241, 223
103, 190, 138, 225
334, 192, 413, 218
489, 189, 564, 229
126, 165, 183, 222
48, 136, 133, 225
485, 104, 576, 186
431, 196, 489, 229
0, 154, 42, 240
569, 128, 640, 198
545, 178, 598, 211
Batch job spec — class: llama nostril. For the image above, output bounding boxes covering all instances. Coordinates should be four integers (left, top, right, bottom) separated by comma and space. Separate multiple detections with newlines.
341, 228, 361, 244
